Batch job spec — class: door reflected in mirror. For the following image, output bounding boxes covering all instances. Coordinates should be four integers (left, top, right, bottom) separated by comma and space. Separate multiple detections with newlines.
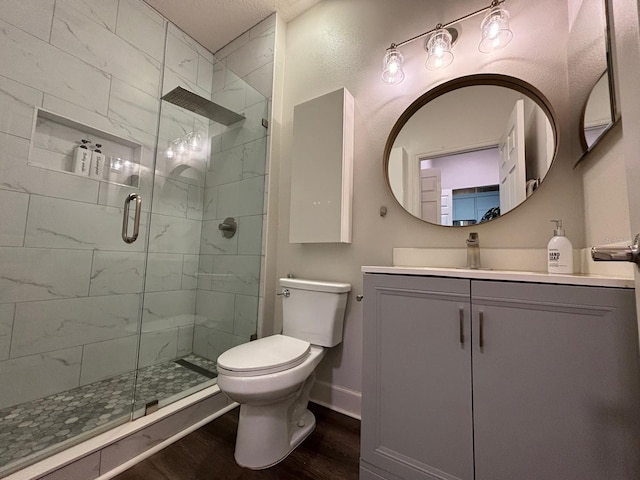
385, 76, 556, 226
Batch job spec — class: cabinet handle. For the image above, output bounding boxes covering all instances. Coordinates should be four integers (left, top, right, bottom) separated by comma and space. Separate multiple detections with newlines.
479, 311, 484, 351
459, 308, 465, 346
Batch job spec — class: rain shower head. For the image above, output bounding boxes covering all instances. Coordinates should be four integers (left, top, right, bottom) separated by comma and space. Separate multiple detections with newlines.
161, 86, 245, 126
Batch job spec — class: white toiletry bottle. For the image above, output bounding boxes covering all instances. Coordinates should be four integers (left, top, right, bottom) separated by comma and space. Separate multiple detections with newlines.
73, 139, 91, 175
547, 219, 573, 274
90, 143, 106, 179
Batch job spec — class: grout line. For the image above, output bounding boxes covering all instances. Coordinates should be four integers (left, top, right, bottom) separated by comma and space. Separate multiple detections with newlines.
49, 0, 57, 44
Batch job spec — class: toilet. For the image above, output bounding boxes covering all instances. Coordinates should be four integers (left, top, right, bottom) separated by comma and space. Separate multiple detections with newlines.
216, 277, 351, 469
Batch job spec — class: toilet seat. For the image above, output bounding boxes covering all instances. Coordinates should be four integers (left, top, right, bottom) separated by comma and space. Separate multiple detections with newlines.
217, 334, 311, 377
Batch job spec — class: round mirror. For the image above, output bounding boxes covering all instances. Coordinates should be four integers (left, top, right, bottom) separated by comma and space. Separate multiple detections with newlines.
384, 75, 557, 226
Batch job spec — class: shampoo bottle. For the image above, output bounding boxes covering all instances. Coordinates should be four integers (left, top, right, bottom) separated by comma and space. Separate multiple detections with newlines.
90, 143, 106, 179
73, 139, 91, 175
547, 219, 573, 274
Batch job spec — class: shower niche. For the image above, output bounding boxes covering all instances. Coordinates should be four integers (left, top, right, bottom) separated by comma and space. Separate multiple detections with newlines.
28, 108, 142, 188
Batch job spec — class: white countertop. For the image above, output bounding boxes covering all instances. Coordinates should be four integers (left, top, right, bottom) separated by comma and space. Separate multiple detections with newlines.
361, 266, 635, 288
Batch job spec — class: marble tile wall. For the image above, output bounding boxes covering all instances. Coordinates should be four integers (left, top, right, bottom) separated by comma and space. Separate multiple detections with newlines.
193, 15, 275, 362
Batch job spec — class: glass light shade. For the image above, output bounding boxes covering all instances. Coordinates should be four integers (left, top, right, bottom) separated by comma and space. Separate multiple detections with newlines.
479, 6, 513, 53
425, 28, 454, 70
382, 48, 405, 85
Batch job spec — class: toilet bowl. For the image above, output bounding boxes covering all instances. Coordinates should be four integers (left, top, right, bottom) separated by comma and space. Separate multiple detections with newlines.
217, 338, 326, 469
216, 278, 350, 469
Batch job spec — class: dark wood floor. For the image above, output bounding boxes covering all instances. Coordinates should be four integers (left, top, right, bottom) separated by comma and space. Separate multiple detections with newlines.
113, 402, 361, 480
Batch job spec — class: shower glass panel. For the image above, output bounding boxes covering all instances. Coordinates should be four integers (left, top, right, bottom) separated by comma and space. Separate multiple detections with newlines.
132, 27, 268, 416
0, 0, 166, 473
0, 0, 268, 473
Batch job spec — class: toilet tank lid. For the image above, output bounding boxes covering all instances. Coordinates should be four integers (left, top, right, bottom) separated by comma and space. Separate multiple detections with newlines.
279, 278, 351, 293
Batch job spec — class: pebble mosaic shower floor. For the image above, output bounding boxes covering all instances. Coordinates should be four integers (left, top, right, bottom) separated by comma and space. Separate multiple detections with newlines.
0, 354, 217, 475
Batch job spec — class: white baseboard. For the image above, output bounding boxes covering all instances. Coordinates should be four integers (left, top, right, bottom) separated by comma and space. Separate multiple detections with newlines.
310, 380, 361, 420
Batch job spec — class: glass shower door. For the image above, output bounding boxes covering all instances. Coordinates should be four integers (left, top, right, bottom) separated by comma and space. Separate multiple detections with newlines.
0, 99, 154, 476
132, 27, 269, 415
0, 0, 165, 474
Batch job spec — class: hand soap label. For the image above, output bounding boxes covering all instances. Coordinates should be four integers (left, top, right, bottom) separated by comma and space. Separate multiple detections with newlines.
548, 249, 562, 267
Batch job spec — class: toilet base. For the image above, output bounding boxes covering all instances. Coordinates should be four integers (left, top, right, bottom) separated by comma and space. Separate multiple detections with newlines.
234, 408, 316, 470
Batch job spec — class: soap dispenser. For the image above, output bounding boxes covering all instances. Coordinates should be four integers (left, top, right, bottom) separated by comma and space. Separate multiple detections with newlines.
547, 220, 573, 274
73, 139, 91, 175
90, 143, 106, 179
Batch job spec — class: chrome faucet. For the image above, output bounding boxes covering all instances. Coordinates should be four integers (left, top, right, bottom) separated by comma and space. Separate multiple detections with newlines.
466, 232, 480, 269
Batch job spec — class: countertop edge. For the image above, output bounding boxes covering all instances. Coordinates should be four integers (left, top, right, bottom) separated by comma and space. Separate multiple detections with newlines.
361, 266, 635, 288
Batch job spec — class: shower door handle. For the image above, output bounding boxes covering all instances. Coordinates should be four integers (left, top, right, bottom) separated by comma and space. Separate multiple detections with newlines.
122, 193, 142, 244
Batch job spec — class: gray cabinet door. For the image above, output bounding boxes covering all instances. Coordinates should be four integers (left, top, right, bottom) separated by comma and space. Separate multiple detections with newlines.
471, 281, 640, 480
362, 274, 473, 480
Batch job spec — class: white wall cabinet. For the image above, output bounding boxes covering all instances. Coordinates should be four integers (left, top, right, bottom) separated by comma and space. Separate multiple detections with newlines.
289, 88, 354, 243
361, 273, 640, 480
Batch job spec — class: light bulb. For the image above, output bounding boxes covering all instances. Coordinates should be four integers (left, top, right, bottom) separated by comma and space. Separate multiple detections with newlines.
488, 21, 500, 39
187, 132, 202, 151
382, 47, 405, 85
111, 158, 124, 171
165, 142, 175, 159
479, 6, 513, 53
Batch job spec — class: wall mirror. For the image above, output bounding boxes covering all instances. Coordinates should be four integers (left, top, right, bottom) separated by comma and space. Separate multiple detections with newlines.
572, 0, 619, 162
384, 75, 557, 226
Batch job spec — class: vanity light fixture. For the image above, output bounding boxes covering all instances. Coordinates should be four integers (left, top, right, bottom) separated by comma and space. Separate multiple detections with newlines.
382, 0, 513, 84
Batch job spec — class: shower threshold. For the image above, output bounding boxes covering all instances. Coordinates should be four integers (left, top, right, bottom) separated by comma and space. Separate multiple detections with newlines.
0, 354, 217, 477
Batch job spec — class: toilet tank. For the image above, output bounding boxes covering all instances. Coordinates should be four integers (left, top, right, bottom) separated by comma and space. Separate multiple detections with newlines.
279, 278, 351, 347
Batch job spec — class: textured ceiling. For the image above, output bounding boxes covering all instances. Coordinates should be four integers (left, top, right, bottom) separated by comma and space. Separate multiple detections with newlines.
144, 0, 321, 54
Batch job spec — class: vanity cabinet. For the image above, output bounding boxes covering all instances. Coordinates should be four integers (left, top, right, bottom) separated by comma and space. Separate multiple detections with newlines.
361, 273, 640, 480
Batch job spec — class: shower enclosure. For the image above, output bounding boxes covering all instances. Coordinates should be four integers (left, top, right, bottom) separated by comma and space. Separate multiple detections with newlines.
0, 1, 268, 475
